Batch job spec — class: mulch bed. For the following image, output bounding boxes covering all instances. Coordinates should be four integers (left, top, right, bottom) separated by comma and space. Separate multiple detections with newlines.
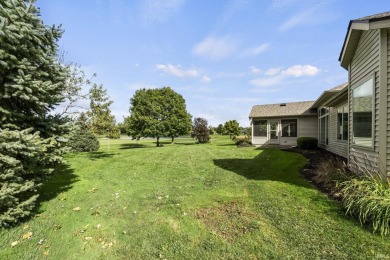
282, 147, 347, 200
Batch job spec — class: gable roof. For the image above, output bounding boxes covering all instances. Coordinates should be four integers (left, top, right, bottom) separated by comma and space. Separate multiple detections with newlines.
249, 101, 316, 118
311, 82, 348, 109
339, 11, 390, 69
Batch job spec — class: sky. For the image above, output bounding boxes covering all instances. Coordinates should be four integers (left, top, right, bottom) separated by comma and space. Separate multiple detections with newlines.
36, 0, 390, 127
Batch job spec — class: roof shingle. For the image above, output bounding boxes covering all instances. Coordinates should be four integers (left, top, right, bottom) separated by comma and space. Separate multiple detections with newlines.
249, 101, 316, 118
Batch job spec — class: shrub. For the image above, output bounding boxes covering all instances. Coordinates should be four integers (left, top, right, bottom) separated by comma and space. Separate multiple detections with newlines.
297, 137, 318, 149
313, 157, 349, 195
192, 117, 210, 143
339, 172, 390, 236
233, 135, 252, 146
68, 123, 99, 152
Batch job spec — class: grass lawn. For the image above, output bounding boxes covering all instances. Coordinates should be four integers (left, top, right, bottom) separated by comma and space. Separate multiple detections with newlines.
1, 135, 390, 259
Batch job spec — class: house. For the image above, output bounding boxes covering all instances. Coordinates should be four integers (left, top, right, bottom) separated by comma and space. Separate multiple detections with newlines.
249, 101, 318, 146
249, 11, 390, 174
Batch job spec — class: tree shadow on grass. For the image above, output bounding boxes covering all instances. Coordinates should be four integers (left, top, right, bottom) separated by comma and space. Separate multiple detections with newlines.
213, 148, 313, 189
37, 163, 79, 204
87, 151, 116, 160
119, 143, 149, 149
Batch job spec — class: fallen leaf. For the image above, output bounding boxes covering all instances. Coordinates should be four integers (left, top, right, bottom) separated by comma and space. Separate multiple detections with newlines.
11, 241, 19, 247
22, 232, 33, 240
84, 236, 92, 241
43, 250, 49, 256
96, 224, 101, 229
23, 225, 29, 230
38, 239, 44, 245
88, 187, 98, 193
73, 207, 81, 211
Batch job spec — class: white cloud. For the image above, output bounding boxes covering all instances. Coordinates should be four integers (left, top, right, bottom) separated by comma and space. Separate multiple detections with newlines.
282, 65, 319, 77
279, 9, 314, 31
201, 76, 211, 83
250, 66, 262, 74
156, 64, 200, 78
265, 67, 281, 76
193, 35, 237, 60
250, 64, 320, 89
140, 0, 185, 24
242, 43, 269, 56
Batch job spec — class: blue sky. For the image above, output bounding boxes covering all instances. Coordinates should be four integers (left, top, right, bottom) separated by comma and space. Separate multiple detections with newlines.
37, 0, 390, 127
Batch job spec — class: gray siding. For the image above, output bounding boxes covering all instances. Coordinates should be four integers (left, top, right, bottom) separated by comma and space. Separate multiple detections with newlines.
349, 29, 380, 172
298, 117, 318, 138
321, 106, 348, 158
386, 29, 390, 171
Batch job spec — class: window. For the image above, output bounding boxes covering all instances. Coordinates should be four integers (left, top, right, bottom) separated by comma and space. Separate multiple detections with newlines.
319, 108, 329, 145
337, 104, 348, 140
281, 119, 297, 137
253, 120, 267, 137
352, 77, 373, 147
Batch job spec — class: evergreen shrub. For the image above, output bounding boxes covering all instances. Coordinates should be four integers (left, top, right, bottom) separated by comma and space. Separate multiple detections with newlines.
297, 137, 318, 149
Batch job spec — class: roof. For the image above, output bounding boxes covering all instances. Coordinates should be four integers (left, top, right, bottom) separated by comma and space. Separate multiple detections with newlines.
339, 12, 390, 69
311, 83, 348, 109
249, 101, 316, 118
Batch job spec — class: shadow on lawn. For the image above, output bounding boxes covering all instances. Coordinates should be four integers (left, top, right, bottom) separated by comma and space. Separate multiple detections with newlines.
37, 163, 79, 204
88, 151, 116, 160
213, 148, 313, 188
120, 143, 149, 149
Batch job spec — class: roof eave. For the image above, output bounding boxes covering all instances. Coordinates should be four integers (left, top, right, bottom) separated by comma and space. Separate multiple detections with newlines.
339, 18, 390, 69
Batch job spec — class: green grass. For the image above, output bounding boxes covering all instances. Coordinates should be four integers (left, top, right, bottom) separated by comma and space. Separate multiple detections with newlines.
1, 135, 389, 259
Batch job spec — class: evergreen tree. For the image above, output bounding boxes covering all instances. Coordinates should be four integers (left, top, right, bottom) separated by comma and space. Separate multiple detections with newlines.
0, 0, 68, 226
87, 84, 116, 137
224, 120, 241, 139
192, 117, 210, 143
67, 113, 99, 152
127, 87, 192, 146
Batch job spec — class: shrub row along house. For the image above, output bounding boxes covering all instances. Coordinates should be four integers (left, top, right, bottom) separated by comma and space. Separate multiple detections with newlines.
249, 12, 390, 174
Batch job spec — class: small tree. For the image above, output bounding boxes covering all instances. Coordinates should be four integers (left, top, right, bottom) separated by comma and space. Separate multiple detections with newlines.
127, 87, 192, 146
192, 117, 210, 143
209, 126, 215, 135
215, 124, 225, 135
67, 113, 100, 152
224, 120, 241, 139
87, 84, 116, 137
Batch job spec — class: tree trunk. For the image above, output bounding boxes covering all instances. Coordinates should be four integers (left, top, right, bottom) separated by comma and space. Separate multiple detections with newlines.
156, 136, 160, 147
171, 136, 174, 143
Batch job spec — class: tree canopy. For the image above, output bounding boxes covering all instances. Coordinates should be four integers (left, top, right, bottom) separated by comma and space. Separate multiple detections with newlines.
127, 87, 192, 146
224, 120, 241, 139
192, 117, 210, 143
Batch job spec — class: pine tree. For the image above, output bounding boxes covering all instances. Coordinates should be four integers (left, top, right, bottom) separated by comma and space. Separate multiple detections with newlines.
87, 84, 116, 137
67, 113, 100, 152
0, 0, 68, 226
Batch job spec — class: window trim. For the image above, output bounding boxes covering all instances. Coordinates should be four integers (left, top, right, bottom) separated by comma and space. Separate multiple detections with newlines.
351, 74, 375, 150
337, 103, 348, 142
281, 119, 298, 138
318, 107, 329, 146
252, 120, 267, 137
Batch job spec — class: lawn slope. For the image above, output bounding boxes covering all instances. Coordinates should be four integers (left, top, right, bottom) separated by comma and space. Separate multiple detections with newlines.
1, 136, 389, 259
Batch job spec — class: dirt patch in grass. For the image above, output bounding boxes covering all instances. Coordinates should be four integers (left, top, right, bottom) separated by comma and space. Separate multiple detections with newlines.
194, 201, 259, 242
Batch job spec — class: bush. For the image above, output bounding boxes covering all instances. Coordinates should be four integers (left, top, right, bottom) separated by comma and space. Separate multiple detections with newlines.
68, 124, 100, 152
339, 172, 390, 236
313, 157, 349, 196
297, 137, 318, 149
233, 135, 252, 146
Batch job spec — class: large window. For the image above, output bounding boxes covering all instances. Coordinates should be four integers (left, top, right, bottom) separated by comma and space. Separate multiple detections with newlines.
319, 108, 329, 145
352, 77, 373, 147
337, 104, 348, 141
253, 120, 267, 137
281, 119, 297, 137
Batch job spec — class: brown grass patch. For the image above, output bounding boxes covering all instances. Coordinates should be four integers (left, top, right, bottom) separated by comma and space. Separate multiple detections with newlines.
194, 200, 259, 242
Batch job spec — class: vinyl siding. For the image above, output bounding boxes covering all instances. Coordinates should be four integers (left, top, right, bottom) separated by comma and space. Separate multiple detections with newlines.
386, 28, 390, 171
349, 29, 380, 173
321, 106, 348, 158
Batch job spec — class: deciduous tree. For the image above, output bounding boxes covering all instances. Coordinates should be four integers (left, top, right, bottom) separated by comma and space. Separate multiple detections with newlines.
224, 120, 241, 139
192, 117, 210, 143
